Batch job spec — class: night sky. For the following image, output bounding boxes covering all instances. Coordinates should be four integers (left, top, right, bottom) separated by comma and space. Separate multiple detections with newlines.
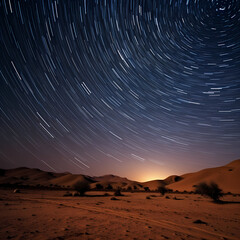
0, 0, 240, 181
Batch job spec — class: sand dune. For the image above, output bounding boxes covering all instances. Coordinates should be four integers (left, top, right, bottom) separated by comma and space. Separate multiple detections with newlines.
0, 167, 64, 186
1, 159, 239, 193
141, 180, 165, 190
49, 174, 94, 188
92, 174, 130, 182
91, 175, 142, 190
168, 159, 240, 193
141, 175, 183, 191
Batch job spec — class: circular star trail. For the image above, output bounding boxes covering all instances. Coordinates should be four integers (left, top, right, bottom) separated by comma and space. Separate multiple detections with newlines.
0, 0, 240, 180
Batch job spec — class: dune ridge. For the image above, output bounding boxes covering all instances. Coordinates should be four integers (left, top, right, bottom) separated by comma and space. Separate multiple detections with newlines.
0, 159, 239, 193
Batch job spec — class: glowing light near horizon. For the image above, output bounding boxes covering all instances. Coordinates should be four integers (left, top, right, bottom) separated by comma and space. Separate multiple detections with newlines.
0, 0, 239, 177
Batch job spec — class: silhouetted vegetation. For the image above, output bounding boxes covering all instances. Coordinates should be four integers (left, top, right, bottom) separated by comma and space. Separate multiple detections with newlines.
106, 184, 113, 190
144, 187, 150, 192
73, 181, 90, 196
158, 186, 167, 196
111, 197, 118, 200
63, 191, 72, 197
194, 182, 223, 202
193, 219, 208, 225
96, 183, 103, 190
174, 176, 182, 182
114, 188, 123, 196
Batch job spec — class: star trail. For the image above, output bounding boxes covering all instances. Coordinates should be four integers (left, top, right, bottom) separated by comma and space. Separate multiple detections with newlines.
0, 0, 240, 181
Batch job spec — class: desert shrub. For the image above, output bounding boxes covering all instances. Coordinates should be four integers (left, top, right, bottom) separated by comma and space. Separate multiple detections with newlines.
150, 195, 157, 197
63, 191, 72, 197
194, 182, 223, 202
106, 184, 113, 190
144, 187, 150, 192
193, 219, 207, 225
111, 197, 118, 200
174, 176, 182, 182
114, 188, 122, 196
127, 186, 132, 191
158, 186, 167, 196
73, 192, 80, 196
96, 183, 103, 190
73, 181, 90, 196
146, 196, 151, 199
173, 196, 182, 200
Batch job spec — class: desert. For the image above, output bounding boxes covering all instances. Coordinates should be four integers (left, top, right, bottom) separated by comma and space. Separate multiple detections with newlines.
0, 160, 240, 240
1, 1, 240, 239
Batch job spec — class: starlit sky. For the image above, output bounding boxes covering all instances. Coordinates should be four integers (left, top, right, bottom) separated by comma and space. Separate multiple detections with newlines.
0, 0, 240, 182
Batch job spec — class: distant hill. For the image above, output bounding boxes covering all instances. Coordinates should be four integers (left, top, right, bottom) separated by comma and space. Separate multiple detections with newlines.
0, 159, 239, 193
0, 167, 64, 186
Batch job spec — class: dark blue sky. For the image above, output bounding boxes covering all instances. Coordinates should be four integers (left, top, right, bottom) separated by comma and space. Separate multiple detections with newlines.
0, 0, 239, 181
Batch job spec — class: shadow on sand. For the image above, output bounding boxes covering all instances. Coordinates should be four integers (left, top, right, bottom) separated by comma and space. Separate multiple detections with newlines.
215, 200, 240, 204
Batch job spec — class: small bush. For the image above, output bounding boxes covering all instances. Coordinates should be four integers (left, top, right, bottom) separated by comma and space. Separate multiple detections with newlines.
96, 183, 103, 190
144, 187, 150, 192
106, 184, 113, 190
73, 181, 90, 196
194, 182, 223, 202
114, 188, 123, 196
73, 192, 80, 196
111, 197, 118, 200
150, 195, 157, 197
63, 191, 72, 197
158, 186, 167, 196
146, 196, 151, 199
193, 219, 207, 225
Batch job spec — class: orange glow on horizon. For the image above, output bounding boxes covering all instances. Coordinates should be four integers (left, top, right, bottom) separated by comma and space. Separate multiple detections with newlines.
133, 169, 171, 182
137, 174, 166, 182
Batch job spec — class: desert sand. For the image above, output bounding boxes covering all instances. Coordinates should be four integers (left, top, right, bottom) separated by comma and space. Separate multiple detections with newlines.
0, 189, 240, 240
0, 160, 240, 239
168, 160, 240, 193
1, 160, 239, 193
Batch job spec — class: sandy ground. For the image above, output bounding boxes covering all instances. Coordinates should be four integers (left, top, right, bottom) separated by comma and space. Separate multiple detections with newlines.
0, 189, 239, 240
